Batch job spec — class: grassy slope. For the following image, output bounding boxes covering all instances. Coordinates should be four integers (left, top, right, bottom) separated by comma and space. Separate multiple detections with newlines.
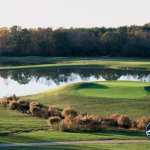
25, 81, 150, 120
0, 56, 150, 71
1, 143, 150, 150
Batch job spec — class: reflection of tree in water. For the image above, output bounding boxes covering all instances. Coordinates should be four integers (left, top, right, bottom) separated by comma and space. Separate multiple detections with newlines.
0, 68, 150, 85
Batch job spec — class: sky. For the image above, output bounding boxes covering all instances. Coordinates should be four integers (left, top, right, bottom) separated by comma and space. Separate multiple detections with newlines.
0, 0, 150, 29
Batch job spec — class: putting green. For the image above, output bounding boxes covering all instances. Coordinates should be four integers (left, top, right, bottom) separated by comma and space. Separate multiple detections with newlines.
69, 81, 150, 99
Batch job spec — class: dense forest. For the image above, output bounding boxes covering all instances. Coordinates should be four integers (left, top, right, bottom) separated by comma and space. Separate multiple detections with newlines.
0, 23, 150, 57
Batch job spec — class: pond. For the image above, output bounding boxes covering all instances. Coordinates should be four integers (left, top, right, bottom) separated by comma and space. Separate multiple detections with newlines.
0, 67, 150, 98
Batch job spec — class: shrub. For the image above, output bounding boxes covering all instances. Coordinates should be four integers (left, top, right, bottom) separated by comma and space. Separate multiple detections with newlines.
8, 100, 20, 110
131, 120, 138, 128
117, 115, 131, 128
30, 106, 42, 117
30, 104, 48, 118
47, 116, 61, 130
62, 107, 78, 117
48, 107, 61, 117
137, 116, 150, 129
60, 116, 76, 131
101, 117, 116, 127
41, 107, 48, 118
0, 98, 10, 107
60, 114, 101, 132
29, 102, 43, 109
110, 113, 120, 121
18, 99, 29, 112
76, 114, 101, 131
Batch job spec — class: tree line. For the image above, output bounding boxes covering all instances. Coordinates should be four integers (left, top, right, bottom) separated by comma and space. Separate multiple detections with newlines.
0, 24, 150, 57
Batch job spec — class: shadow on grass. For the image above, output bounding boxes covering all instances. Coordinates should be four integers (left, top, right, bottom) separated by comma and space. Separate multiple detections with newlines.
144, 86, 150, 92
77, 83, 108, 90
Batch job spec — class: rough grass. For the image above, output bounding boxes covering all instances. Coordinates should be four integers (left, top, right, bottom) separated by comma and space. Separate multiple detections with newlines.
1, 143, 150, 150
1, 57, 150, 71
24, 81, 150, 120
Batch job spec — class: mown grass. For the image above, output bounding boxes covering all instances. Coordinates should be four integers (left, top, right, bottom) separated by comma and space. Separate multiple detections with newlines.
0, 106, 47, 134
69, 81, 150, 99
0, 56, 150, 71
0, 130, 147, 143
1, 143, 149, 150
24, 81, 150, 120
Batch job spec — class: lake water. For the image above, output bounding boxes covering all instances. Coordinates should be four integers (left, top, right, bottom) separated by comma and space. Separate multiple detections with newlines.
0, 68, 150, 98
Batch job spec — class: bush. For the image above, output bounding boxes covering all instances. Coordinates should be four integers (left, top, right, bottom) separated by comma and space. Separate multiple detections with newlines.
62, 107, 78, 117
41, 107, 48, 118
8, 100, 20, 110
60, 116, 76, 131
101, 117, 116, 127
48, 107, 61, 117
110, 113, 120, 121
18, 99, 29, 112
0, 98, 10, 107
30, 102, 48, 118
30, 106, 42, 117
60, 114, 101, 132
76, 114, 101, 131
29, 102, 43, 109
117, 115, 131, 128
137, 116, 150, 129
47, 116, 61, 130
131, 120, 138, 128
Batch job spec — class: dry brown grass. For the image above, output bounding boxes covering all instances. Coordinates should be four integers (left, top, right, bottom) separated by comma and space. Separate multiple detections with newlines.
137, 116, 150, 129
62, 107, 78, 117
131, 120, 138, 129
110, 113, 120, 121
8, 100, 20, 110
47, 116, 61, 130
0, 98, 10, 107
29, 102, 43, 109
117, 115, 131, 128
60, 114, 101, 132
48, 107, 61, 117
29, 101, 48, 118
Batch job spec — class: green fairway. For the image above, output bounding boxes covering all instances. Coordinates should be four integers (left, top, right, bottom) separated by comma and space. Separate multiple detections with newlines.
69, 81, 150, 99
1, 143, 149, 150
0, 130, 147, 143
0, 56, 150, 71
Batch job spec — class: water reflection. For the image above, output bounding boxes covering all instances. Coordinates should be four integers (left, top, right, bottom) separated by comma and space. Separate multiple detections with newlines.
0, 68, 150, 97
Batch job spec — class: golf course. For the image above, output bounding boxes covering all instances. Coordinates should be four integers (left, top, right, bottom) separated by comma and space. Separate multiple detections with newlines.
0, 57, 150, 149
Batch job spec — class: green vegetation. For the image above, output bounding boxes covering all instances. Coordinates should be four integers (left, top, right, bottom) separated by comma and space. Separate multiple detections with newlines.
0, 57, 150, 71
0, 80, 149, 143
0, 129, 147, 143
1, 24, 150, 58
69, 81, 150, 99
0, 102, 146, 143
25, 81, 150, 119
1, 143, 150, 150
0, 106, 47, 135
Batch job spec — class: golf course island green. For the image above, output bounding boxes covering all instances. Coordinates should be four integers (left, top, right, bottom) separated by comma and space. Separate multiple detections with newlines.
69, 81, 150, 99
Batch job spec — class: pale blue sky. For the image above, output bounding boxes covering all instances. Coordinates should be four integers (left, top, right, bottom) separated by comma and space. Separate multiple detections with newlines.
0, 0, 150, 29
